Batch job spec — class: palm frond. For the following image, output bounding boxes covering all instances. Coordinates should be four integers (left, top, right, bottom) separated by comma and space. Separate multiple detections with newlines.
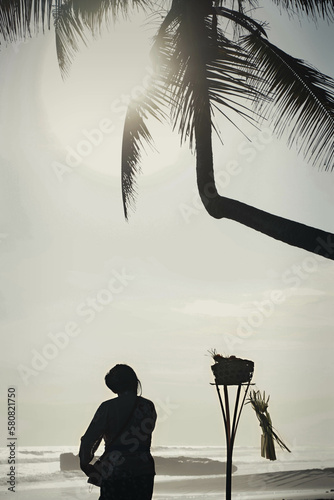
151, 0, 259, 148
0, 0, 59, 42
215, 0, 259, 7
215, 5, 267, 37
53, 1, 88, 78
243, 33, 334, 170
53, 0, 153, 76
121, 84, 167, 219
270, 0, 334, 21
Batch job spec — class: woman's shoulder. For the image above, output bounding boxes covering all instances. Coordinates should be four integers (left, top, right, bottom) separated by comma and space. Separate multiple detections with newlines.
138, 395, 155, 405
98, 395, 155, 411
98, 397, 118, 410
137, 396, 156, 415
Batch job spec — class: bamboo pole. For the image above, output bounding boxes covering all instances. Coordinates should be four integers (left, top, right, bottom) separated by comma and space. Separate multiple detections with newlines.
214, 382, 252, 500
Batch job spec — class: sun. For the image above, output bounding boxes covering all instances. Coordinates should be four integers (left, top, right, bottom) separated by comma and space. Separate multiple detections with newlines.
39, 12, 183, 182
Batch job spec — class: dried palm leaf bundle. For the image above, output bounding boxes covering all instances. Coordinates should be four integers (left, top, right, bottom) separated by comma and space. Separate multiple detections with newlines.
247, 390, 291, 460
210, 350, 254, 386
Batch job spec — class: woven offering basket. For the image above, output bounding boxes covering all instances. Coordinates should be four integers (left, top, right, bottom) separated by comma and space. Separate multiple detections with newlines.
211, 356, 254, 385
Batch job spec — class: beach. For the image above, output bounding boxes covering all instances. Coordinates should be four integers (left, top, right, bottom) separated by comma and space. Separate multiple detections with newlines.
1, 468, 334, 500
0, 446, 333, 500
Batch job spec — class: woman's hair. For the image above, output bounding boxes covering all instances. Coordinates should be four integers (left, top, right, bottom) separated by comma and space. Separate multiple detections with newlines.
105, 364, 142, 395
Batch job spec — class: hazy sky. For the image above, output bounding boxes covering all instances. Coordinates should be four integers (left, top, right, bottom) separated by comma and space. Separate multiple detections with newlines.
0, 2, 334, 455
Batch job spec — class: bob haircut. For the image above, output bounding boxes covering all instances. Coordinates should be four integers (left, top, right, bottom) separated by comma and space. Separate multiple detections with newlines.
105, 364, 141, 395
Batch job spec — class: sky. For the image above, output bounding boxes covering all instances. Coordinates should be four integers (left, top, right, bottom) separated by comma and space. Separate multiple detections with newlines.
0, 1, 334, 456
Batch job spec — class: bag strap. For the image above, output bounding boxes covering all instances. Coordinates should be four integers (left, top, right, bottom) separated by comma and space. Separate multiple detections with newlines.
102, 396, 138, 456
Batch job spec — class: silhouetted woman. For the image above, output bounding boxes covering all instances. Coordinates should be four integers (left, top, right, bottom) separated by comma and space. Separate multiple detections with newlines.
79, 364, 156, 500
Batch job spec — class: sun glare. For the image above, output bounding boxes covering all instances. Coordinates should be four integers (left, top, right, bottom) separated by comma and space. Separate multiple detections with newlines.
39, 11, 181, 181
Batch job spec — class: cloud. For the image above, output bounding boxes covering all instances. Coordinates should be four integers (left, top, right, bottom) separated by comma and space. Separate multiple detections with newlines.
284, 287, 326, 297
177, 299, 251, 318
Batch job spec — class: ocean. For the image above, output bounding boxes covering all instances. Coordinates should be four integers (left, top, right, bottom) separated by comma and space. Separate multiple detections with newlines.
0, 444, 333, 493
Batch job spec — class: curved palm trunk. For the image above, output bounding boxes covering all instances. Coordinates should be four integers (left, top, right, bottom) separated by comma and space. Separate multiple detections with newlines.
195, 110, 334, 261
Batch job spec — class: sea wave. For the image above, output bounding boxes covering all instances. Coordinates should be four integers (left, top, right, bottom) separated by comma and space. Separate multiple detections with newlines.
0, 445, 333, 487
0, 456, 58, 465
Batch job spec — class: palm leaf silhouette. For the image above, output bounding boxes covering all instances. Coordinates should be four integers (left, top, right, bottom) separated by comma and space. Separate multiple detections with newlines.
243, 33, 334, 169
2, 0, 334, 259
121, 84, 167, 219
270, 0, 334, 21
0, 0, 58, 40
53, 0, 153, 76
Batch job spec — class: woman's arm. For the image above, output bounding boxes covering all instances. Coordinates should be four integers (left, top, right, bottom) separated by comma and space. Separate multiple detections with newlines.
79, 403, 107, 475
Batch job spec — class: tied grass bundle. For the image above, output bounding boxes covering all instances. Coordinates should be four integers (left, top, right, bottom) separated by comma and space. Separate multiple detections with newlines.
247, 390, 291, 460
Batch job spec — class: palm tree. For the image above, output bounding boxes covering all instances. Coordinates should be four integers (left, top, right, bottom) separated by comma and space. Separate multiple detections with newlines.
2, 0, 334, 259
